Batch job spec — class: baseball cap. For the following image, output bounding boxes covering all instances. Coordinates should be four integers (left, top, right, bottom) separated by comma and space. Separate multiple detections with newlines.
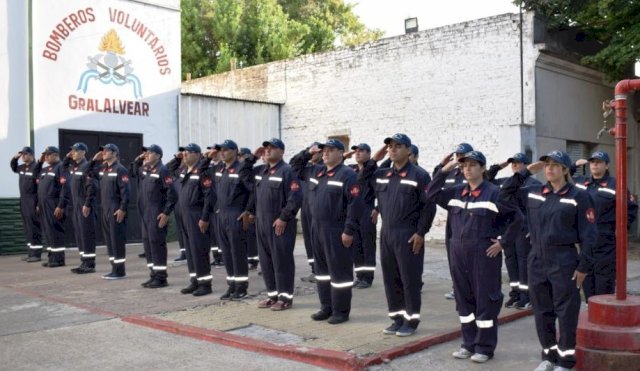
239, 147, 252, 156
70, 142, 88, 152
143, 144, 163, 157
99, 143, 119, 153
454, 142, 474, 154
458, 150, 487, 166
214, 140, 238, 151
507, 152, 530, 164
588, 151, 610, 164
410, 144, 419, 157
318, 139, 345, 151
178, 143, 202, 153
351, 143, 371, 152
262, 138, 285, 150
19, 146, 34, 155
384, 133, 411, 147
43, 146, 60, 154
539, 150, 572, 169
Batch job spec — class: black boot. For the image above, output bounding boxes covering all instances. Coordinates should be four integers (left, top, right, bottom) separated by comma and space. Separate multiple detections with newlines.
141, 270, 156, 287
220, 284, 235, 300
180, 278, 198, 294
231, 283, 248, 300
77, 260, 96, 274
147, 277, 169, 289
174, 251, 186, 262
192, 282, 212, 296
48, 252, 65, 268
71, 260, 86, 274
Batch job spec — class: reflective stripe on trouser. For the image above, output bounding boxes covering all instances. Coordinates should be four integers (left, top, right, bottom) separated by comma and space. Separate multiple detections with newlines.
20, 195, 42, 257
300, 205, 315, 273
505, 230, 532, 294
352, 204, 377, 283
246, 223, 258, 263
101, 208, 127, 276
40, 198, 66, 264
529, 244, 580, 369
143, 204, 169, 279
180, 207, 211, 282
312, 222, 353, 317
256, 214, 296, 303
380, 226, 423, 327
173, 205, 188, 255
72, 203, 96, 261
217, 209, 248, 291
450, 238, 503, 356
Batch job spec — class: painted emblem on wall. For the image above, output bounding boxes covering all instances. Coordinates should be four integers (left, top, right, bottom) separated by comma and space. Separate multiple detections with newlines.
77, 29, 143, 98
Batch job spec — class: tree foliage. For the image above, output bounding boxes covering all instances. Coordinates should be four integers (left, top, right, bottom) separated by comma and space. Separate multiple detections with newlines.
517, 0, 640, 80
181, 0, 383, 80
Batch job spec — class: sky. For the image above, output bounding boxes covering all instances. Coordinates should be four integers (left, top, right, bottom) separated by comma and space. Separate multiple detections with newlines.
346, 0, 521, 37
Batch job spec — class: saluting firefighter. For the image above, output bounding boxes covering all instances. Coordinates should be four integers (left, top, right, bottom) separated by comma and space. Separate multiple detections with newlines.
175, 143, 214, 296
63, 143, 98, 274
10, 146, 43, 262
426, 150, 522, 363
207, 140, 254, 300
89, 143, 130, 280
240, 147, 259, 271
245, 138, 302, 310
572, 151, 637, 301
343, 143, 378, 289
167, 151, 189, 262
486, 152, 541, 309
365, 134, 436, 336
204, 146, 224, 267
501, 151, 598, 371
37, 146, 70, 267
136, 145, 178, 288
291, 139, 363, 324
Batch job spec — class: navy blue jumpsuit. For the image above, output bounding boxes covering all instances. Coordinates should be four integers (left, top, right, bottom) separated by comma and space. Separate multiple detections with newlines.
246, 158, 302, 303
291, 150, 363, 319
10, 157, 43, 257
167, 157, 188, 258
350, 160, 379, 285
501, 170, 598, 369
37, 161, 70, 265
427, 170, 522, 357
369, 162, 436, 329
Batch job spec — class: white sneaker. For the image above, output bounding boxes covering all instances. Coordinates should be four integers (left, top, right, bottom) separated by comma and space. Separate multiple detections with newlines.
533, 360, 555, 371
470, 353, 490, 363
444, 291, 455, 300
452, 347, 472, 359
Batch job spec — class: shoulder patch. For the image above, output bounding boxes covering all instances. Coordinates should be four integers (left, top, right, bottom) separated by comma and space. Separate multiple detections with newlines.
586, 208, 596, 224
350, 184, 361, 197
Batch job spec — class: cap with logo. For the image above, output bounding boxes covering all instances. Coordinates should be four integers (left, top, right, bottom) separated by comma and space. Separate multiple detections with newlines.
99, 143, 119, 153
19, 146, 34, 155
539, 150, 572, 169
43, 146, 60, 154
178, 143, 202, 153
351, 143, 371, 152
454, 142, 474, 155
507, 152, 530, 164
143, 144, 163, 157
214, 140, 238, 151
384, 133, 412, 147
262, 138, 285, 150
70, 142, 88, 152
588, 151, 610, 164
318, 139, 345, 151
458, 150, 487, 166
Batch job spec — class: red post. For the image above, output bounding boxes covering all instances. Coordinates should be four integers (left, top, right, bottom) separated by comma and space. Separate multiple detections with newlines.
613, 79, 640, 300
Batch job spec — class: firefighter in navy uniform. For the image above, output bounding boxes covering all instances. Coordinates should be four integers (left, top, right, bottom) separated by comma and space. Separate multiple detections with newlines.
89, 143, 130, 280
208, 140, 254, 300
240, 147, 259, 271
63, 143, 98, 274
297, 142, 323, 283
366, 134, 436, 336
501, 151, 598, 371
129, 153, 148, 260
136, 145, 178, 288
175, 143, 214, 296
343, 143, 378, 289
245, 138, 302, 310
486, 152, 541, 309
426, 150, 522, 363
37, 146, 70, 268
204, 147, 224, 267
572, 151, 637, 301
10, 146, 43, 262
167, 152, 189, 262
291, 139, 363, 324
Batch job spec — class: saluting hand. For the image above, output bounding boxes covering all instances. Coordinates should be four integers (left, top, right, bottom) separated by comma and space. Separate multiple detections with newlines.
575, 159, 588, 167
93, 152, 103, 161
273, 218, 287, 236
198, 219, 209, 233
343, 150, 355, 159
527, 161, 544, 175
572, 270, 587, 289
308, 145, 321, 155
114, 209, 126, 223
341, 233, 353, 248
253, 147, 266, 158
442, 159, 458, 172
408, 233, 424, 255
66, 151, 73, 159
13, 152, 21, 160
371, 144, 388, 162
157, 213, 169, 228
486, 238, 503, 258
440, 152, 454, 166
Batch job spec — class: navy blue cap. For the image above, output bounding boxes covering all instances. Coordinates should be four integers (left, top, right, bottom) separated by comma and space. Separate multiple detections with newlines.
351, 143, 371, 152
384, 133, 412, 147
99, 143, 119, 153
507, 152, 530, 164
458, 150, 486, 166
588, 151, 610, 164
454, 142, 474, 154
143, 144, 163, 157
318, 139, 345, 151
19, 146, 34, 155
214, 139, 238, 151
43, 146, 60, 154
178, 143, 201, 153
539, 150, 572, 169
70, 142, 88, 152
239, 147, 252, 156
410, 144, 419, 157
262, 138, 285, 150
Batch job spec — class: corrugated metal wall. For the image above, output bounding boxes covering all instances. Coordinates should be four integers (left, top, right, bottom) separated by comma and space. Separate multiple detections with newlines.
179, 94, 280, 149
